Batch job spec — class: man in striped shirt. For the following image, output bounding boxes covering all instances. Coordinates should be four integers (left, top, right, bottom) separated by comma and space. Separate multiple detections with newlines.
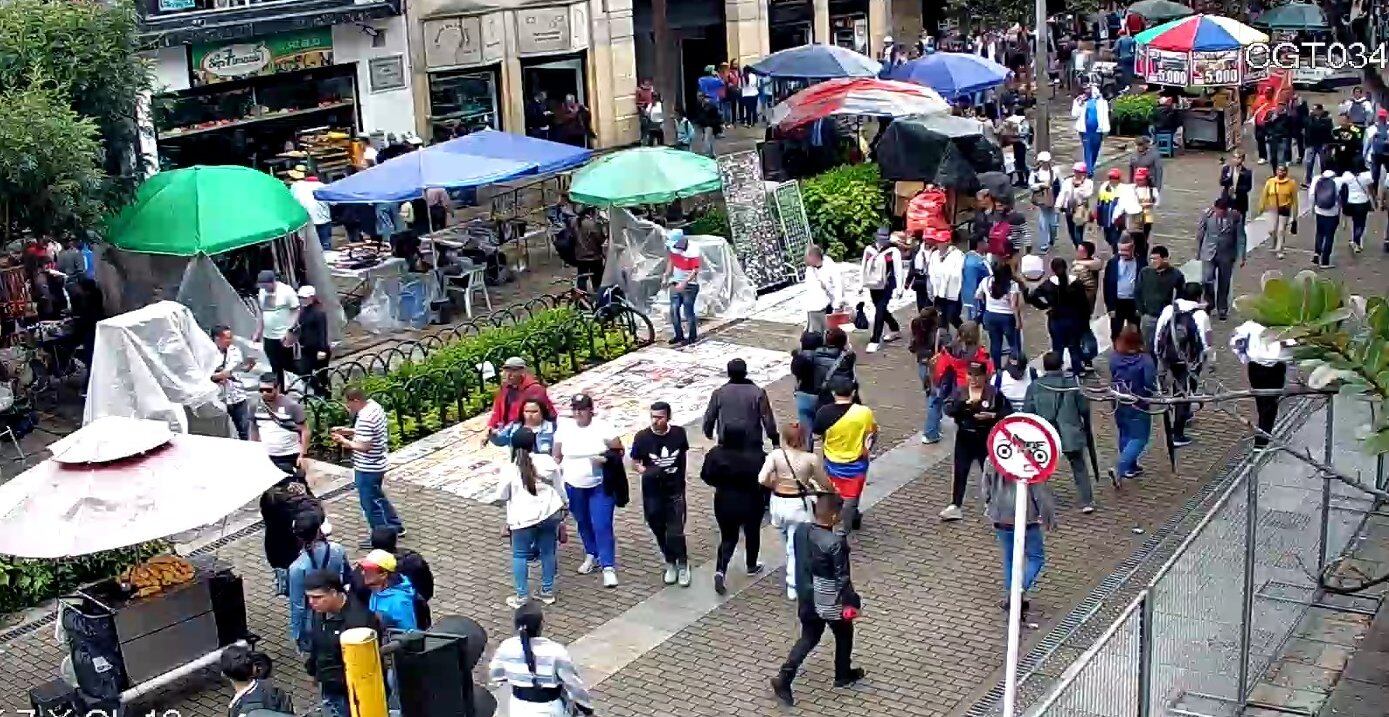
663, 229, 701, 346
331, 387, 404, 548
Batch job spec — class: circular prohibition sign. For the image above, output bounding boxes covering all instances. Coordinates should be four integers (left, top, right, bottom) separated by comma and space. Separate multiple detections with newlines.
985, 412, 1062, 484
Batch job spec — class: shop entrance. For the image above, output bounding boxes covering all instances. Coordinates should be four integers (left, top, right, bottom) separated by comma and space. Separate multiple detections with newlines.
769, 0, 813, 51
521, 55, 587, 106
678, 31, 728, 109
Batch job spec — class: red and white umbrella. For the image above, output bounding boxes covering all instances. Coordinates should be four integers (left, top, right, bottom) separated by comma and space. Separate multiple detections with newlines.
769, 77, 950, 130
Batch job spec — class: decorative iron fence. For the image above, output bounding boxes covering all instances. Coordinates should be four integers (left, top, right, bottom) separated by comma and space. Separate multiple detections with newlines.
292, 294, 653, 463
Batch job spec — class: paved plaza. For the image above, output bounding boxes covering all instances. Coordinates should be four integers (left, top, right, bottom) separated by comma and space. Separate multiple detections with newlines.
2, 92, 1387, 717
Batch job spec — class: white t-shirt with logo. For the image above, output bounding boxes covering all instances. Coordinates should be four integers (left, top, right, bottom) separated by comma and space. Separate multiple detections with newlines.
554, 418, 617, 489
258, 282, 300, 340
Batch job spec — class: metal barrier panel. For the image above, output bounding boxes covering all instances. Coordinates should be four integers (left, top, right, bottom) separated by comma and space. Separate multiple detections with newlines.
1029, 597, 1144, 717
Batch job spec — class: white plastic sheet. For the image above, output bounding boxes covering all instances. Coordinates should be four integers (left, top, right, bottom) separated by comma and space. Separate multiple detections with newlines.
604, 210, 757, 320
82, 301, 226, 433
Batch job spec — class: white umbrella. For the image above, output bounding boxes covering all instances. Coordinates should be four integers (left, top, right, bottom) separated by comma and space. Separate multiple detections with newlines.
0, 423, 287, 558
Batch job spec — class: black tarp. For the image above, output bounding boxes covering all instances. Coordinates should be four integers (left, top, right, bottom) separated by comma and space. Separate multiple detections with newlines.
873, 114, 1005, 193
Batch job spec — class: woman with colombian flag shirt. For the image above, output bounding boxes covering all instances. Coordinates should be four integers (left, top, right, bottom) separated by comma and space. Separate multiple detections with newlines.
812, 377, 877, 535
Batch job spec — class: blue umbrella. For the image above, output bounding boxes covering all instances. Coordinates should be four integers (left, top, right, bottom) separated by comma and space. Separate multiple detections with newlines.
747, 44, 881, 79
887, 52, 1011, 100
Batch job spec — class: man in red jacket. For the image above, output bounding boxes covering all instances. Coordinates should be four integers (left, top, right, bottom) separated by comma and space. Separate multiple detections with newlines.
481, 356, 555, 446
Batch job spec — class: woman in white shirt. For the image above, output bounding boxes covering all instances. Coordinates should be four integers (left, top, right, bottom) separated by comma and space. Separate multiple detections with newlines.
1054, 162, 1095, 249
976, 261, 1023, 368
1230, 320, 1294, 451
552, 394, 624, 587
926, 240, 966, 327
1340, 165, 1376, 253
739, 68, 760, 127
860, 230, 907, 352
489, 602, 594, 717
492, 427, 566, 608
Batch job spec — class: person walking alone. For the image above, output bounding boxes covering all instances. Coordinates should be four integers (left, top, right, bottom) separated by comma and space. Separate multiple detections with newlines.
701, 426, 768, 595
760, 422, 834, 600
941, 361, 1011, 521
982, 455, 1057, 615
663, 229, 701, 345
1309, 170, 1343, 267
488, 602, 595, 717
630, 401, 691, 587
1230, 320, 1295, 451
330, 387, 403, 547
1219, 151, 1253, 217
1023, 351, 1095, 513
813, 378, 878, 534
860, 229, 905, 353
790, 331, 825, 449
1055, 162, 1095, 249
802, 245, 844, 333
491, 427, 566, 608
1195, 196, 1247, 321
1103, 237, 1142, 342
253, 270, 299, 390
926, 239, 965, 329
1255, 165, 1297, 261
1028, 258, 1092, 374
1340, 160, 1376, 255
1107, 326, 1157, 486
703, 358, 779, 449
553, 394, 624, 588
1304, 104, 1333, 184
770, 492, 865, 706
977, 262, 1024, 369
211, 325, 253, 441
1028, 152, 1061, 252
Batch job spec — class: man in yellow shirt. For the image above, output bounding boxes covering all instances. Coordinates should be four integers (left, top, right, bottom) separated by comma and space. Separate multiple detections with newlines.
812, 378, 877, 535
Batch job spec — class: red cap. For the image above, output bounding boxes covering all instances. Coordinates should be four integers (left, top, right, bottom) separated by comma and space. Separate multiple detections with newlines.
1378, 108, 1388, 120
1107, 168, 1122, 180
1134, 167, 1150, 181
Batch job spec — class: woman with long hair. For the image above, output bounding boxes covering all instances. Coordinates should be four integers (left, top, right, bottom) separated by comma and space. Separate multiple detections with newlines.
518, 398, 557, 455
700, 426, 768, 595
790, 331, 825, 449
491, 427, 566, 608
1107, 326, 1157, 488
489, 602, 594, 716
1028, 257, 1090, 374
759, 422, 834, 600
977, 262, 1024, 368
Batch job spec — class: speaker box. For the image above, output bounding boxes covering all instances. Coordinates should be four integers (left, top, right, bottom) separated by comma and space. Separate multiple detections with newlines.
395, 633, 470, 717
209, 570, 248, 646
29, 679, 80, 717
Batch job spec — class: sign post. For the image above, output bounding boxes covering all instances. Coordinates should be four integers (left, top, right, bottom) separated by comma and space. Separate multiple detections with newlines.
987, 413, 1062, 717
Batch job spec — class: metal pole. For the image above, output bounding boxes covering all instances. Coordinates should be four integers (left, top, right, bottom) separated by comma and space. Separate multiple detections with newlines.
1236, 466, 1258, 711
1137, 591, 1155, 717
1033, 0, 1050, 154
342, 627, 389, 717
1318, 398, 1334, 576
1001, 480, 1030, 717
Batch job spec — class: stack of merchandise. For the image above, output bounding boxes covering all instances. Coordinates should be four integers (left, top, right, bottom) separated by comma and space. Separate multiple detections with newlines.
905, 187, 952, 244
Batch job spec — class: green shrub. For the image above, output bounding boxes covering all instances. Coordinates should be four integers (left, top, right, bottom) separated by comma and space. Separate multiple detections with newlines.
1, 542, 167, 614
1110, 94, 1158, 137
685, 206, 730, 237
800, 163, 886, 260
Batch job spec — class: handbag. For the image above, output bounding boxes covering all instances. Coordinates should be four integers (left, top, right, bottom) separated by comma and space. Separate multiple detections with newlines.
1291, 217, 1299, 235
853, 302, 870, 330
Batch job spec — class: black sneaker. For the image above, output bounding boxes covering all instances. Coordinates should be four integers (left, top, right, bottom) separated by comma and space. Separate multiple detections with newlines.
770, 677, 794, 705
395, 527, 407, 538
1108, 468, 1121, 488
714, 572, 727, 595
667, 336, 684, 345
833, 668, 867, 688
997, 598, 1032, 612
1172, 435, 1193, 447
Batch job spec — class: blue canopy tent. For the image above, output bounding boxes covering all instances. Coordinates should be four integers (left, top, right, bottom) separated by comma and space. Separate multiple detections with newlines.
434, 129, 592, 175
314, 146, 536, 203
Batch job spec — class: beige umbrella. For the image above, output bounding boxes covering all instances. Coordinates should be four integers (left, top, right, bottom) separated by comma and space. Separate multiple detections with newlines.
0, 419, 286, 558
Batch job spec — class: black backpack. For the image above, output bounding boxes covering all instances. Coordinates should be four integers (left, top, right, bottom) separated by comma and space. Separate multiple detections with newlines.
1157, 308, 1202, 369
1314, 177, 1339, 211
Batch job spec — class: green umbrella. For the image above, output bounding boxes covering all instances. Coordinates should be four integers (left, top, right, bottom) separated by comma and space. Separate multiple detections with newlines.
107, 165, 310, 256
568, 148, 721, 207
1128, 0, 1194, 22
1256, 2, 1328, 30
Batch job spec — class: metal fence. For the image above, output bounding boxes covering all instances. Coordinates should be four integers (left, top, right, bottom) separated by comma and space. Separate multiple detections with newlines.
1022, 394, 1384, 717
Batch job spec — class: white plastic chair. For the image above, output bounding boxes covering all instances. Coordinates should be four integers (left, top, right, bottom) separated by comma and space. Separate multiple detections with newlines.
446, 266, 492, 318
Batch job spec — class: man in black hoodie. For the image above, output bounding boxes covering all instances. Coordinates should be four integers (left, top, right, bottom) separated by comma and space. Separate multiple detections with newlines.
223, 645, 294, 717
303, 570, 381, 717
1303, 104, 1334, 185
702, 358, 779, 449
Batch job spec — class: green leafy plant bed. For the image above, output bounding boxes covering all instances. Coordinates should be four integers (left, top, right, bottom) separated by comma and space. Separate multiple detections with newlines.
800, 163, 887, 261
685, 206, 730, 238
306, 306, 641, 457
1110, 94, 1159, 137
1, 542, 166, 615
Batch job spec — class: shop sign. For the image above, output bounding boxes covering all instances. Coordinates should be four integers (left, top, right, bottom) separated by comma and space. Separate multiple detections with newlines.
1191, 51, 1240, 86
190, 28, 334, 86
369, 55, 407, 93
515, 7, 571, 55
1141, 47, 1189, 86
158, 0, 195, 10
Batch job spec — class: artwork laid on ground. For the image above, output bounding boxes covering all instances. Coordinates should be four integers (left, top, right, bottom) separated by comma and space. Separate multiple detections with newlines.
746, 261, 915, 327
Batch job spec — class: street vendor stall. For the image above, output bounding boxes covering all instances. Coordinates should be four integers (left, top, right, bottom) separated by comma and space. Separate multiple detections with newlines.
1133, 14, 1270, 151
875, 113, 1005, 228
0, 416, 286, 713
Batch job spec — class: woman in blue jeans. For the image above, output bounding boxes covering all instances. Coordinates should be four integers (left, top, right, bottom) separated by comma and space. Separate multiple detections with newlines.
1027, 257, 1090, 375
553, 394, 624, 587
1107, 326, 1157, 487
908, 307, 944, 443
491, 428, 566, 608
976, 263, 1024, 368
789, 331, 825, 449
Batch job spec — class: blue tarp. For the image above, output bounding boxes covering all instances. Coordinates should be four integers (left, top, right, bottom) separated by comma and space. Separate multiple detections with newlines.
434, 129, 592, 176
315, 149, 535, 203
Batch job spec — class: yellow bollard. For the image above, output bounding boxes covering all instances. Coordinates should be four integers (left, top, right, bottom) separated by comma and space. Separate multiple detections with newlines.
341, 627, 389, 717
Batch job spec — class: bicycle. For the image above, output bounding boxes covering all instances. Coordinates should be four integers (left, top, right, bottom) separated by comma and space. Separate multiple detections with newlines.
549, 276, 655, 347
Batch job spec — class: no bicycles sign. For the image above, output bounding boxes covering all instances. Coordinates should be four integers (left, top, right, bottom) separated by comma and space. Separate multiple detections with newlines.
986, 413, 1062, 484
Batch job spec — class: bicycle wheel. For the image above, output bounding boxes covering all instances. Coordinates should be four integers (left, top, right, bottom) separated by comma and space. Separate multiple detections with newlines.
594, 304, 655, 348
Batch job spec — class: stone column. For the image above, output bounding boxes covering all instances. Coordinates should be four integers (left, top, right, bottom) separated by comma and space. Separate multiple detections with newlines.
589, 0, 639, 147
866, 0, 888, 59
889, 0, 921, 43
725, 0, 770, 65
500, 17, 525, 136
813, 0, 830, 44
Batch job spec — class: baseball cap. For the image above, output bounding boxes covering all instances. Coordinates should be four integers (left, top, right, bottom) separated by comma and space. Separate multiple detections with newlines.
1072, 161, 1087, 173
1107, 168, 1122, 180
360, 549, 397, 572
256, 269, 276, 286
571, 393, 594, 410
502, 356, 527, 370
1134, 167, 1150, 180
297, 285, 317, 299
1379, 108, 1388, 120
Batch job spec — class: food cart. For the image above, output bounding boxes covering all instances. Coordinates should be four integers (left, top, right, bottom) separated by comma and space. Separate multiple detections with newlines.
0, 416, 289, 713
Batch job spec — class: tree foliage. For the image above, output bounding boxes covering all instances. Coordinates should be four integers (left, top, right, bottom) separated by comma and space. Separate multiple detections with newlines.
1235, 271, 1389, 455
0, 0, 152, 240
0, 85, 106, 239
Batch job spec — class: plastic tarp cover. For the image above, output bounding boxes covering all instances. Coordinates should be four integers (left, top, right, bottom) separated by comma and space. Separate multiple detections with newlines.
295, 226, 348, 346
83, 301, 226, 433
604, 210, 757, 319
176, 253, 267, 370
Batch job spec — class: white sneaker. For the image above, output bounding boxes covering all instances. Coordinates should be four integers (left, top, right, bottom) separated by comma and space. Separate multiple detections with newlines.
602, 567, 619, 588
677, 563, 692, 587
786, 586, 797, 600
921, 434, 939, 444
505, 595, 528, 609
662, 563, 677, 585
866, 342, 881, 353
883, 330, 901, 342
1257, 158, 1268, 165
939, 504, 964, 521
577, 554, 596, 575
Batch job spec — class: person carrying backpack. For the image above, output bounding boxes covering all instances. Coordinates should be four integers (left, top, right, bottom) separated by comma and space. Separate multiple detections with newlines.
287, 513, 349, 652
1154, 283, 1211, 447
1308, 170, 1344, 267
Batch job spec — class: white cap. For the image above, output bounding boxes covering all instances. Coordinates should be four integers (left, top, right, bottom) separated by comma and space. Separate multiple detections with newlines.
884, 35, 893, 43
297, 285, 317, 299
1037, 151, 1052, 162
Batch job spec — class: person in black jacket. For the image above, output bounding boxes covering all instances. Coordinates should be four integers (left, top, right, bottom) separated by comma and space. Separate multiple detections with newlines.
1303, 104, 1334, 184
222, 645, 294, 717
940, 361, 1012, 522
1287, 94, 1308, 165
701, 426, 768, 595
1028, 258, 1093, 375
259, 475, 320, 596
790, 331, 824, 449
303, 570, 381, 717
1219, 151, 1253, 216
1102, 238, 1143, 342
295, 285, 331, 397
702, 358, 779, 449
770, 492, 864, 706
809, 327, 858, 410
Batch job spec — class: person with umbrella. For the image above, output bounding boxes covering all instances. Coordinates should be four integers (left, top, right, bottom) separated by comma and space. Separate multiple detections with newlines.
1025, 350, 1097, 513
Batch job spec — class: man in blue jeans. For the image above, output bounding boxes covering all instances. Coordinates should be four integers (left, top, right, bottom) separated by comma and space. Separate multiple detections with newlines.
982, 464, 1057, 614
664, 229, 701, 345
331, 387, 404, 549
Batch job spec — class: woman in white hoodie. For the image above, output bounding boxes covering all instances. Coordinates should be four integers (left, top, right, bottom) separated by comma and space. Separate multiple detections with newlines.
860, 229, 907, 353
492, 427, 567, 608
926, 240, 966, 328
